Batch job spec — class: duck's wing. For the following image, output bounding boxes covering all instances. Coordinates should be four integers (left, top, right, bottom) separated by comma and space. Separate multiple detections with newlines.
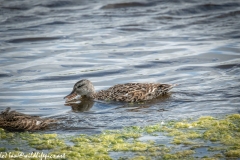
96, 83, 176, 102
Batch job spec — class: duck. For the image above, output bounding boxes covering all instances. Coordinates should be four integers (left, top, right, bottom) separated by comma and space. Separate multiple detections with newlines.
0, 107, 55, 131
64, 79, 177, 103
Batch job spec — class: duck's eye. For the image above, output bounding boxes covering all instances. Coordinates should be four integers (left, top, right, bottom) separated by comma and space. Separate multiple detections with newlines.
77, 84, 84, 88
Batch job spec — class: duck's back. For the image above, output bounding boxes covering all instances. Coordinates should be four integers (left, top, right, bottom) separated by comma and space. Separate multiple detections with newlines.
95, 83, 174, 102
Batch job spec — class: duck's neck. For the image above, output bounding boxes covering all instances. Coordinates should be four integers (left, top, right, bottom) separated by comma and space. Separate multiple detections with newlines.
83, 92, 96, 99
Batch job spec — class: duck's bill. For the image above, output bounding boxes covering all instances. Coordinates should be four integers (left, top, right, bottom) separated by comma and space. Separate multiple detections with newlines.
64, 91, 80, 103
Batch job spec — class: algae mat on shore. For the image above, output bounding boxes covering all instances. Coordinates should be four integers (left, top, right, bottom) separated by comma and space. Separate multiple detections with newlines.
0, 114, 239, 160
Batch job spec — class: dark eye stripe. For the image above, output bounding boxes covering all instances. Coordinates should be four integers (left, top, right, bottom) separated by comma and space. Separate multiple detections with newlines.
77, 84, 84, 88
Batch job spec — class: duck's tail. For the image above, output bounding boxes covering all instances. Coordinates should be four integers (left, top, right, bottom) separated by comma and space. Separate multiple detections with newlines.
170, 83, 179, 88
162, 83, 179, 92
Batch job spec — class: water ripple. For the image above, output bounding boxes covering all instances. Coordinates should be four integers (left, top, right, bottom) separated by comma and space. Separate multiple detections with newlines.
0, 0, 239, 134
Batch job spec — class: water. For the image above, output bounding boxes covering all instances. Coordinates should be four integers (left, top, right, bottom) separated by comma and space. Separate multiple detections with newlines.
0, 0, 240, 134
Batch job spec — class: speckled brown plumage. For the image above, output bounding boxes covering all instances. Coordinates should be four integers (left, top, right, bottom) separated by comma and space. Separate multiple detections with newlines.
95, 83, 175, 102
64, 79, 177, 103
0, 107, 56, 131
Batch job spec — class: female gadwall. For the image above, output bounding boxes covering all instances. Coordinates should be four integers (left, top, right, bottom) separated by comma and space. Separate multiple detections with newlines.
64, 79, 177, 103
0, 107, 55, 131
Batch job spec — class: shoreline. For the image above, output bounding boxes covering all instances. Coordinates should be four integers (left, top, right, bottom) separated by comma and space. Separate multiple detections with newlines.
1, 113, 239, 159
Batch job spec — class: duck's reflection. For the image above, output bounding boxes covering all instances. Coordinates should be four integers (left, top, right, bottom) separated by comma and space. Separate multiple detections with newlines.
65, 98, 94, 112
65, 93, 172, 113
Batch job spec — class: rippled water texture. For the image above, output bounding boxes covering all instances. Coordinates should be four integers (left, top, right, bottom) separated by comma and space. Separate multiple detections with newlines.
0, 0, 240, 134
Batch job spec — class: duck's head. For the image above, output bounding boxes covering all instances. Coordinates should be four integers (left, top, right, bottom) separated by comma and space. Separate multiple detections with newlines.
64, 79, 95, 102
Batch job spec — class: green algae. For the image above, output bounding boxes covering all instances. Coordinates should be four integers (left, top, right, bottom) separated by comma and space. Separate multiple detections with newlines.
0, 113, 239, 159
25, 133, 66, 150
0, 128, 14, 140
225, 149, 240, 158
163, 150, 195, 159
